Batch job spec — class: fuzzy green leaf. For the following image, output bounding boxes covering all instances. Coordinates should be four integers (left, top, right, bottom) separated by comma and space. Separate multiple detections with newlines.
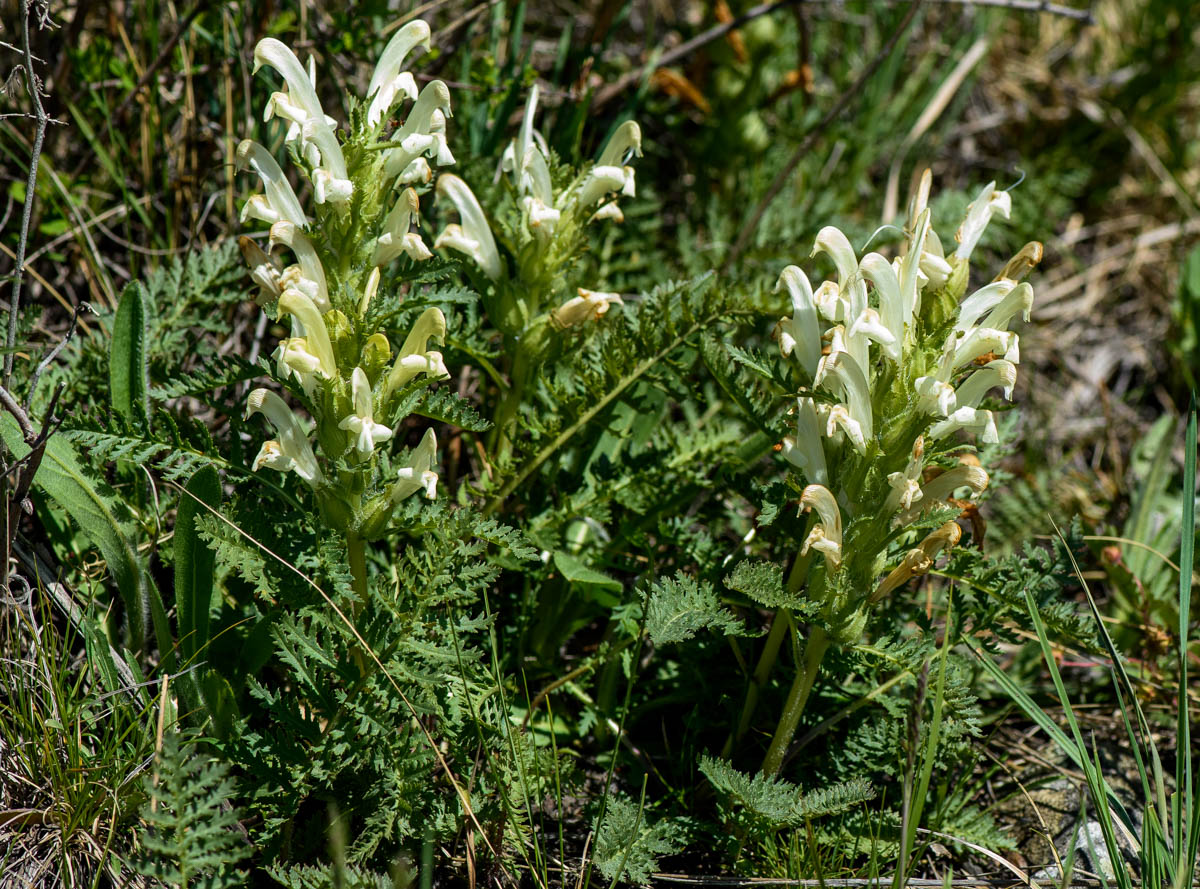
111, 279, 150, 424
644, 571, 744, 645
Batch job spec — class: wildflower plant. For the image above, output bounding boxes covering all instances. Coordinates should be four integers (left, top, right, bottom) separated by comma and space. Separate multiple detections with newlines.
236, 21, 456, 590
431, 85, 642, 459
755, 170, 1042, 774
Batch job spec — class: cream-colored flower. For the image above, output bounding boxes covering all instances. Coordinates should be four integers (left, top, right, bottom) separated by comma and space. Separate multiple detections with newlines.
955, 180, 1011, 263
578, 121, 641, 208
551, 289, 623, 328
239, 236, 283, 308
871, 521, 961, 603
775, 266, 822, 378
858, 252, 904, 361
955, 359, 1017, 406
269, 221, 330, 312
277, 289, 336, 378
885, 436, 925, 514
365, 20, 431, 127
382, 307, 451, 399
779, 397, 828, 486
799, 484, 843, 571
929, 405, 999, 444
339, 367, 393, 457
433, 174, 501, 279
245, 388, 322, 487
815, 350, 872, 454
236, 140, 308, 228
383, 81, 455, 179
372, 188, 432, 267
390, 428, 439, 503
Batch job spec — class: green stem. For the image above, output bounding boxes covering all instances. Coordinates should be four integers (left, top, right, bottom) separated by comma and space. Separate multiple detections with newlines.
347, 534, 368, 601
761, 625, 830, 776
723, 531, 815, 758
722, 608, 790, 758
346, 534, 370, 678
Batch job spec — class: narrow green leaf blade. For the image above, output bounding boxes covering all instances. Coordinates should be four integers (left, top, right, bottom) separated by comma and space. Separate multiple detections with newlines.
110, 280, 150, 424
175, 466, 220, 666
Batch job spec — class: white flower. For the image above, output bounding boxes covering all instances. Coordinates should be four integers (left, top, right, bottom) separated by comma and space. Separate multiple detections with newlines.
775, 266, 822, 379
245, 388, 323, 487
269, 221, 330, 312
501, 86, 561, 237
383, 307, 451, 398
390, 428, 439, 503
799, 484, 843, 571
365, 20, 431, 127
254, 38, 351, 206
551, 289, 623, 328
276, 288, 336, 378
372, 188, 432, 267
339, 367, 393, 457
815, 350, 873, 454
955, 180, 1011, 263
236, 140, 308, 228
433, 174, 501, 280
238, 236, 283, 308
383, 81, 455, 179
578, 120, 641, 208
779, 397, 828, 486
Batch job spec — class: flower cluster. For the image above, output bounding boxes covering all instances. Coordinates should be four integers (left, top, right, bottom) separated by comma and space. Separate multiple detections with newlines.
433, 85, 642, 331
774, 171, 1040, 631
236, 21, 460, 539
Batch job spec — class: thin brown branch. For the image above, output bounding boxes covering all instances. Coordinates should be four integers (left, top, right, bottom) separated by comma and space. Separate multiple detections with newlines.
5, 0, 50, 386
724, 0, 926, 271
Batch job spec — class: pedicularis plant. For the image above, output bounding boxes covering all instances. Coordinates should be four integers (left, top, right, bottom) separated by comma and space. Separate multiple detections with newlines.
31, 12, 1087, 883
236, 23, 640, 589
752, 169, 1042, 774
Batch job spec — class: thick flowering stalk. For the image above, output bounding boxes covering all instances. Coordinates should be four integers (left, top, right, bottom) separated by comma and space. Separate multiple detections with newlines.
759, 170, 1042, 775
235, 20, 463, 585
